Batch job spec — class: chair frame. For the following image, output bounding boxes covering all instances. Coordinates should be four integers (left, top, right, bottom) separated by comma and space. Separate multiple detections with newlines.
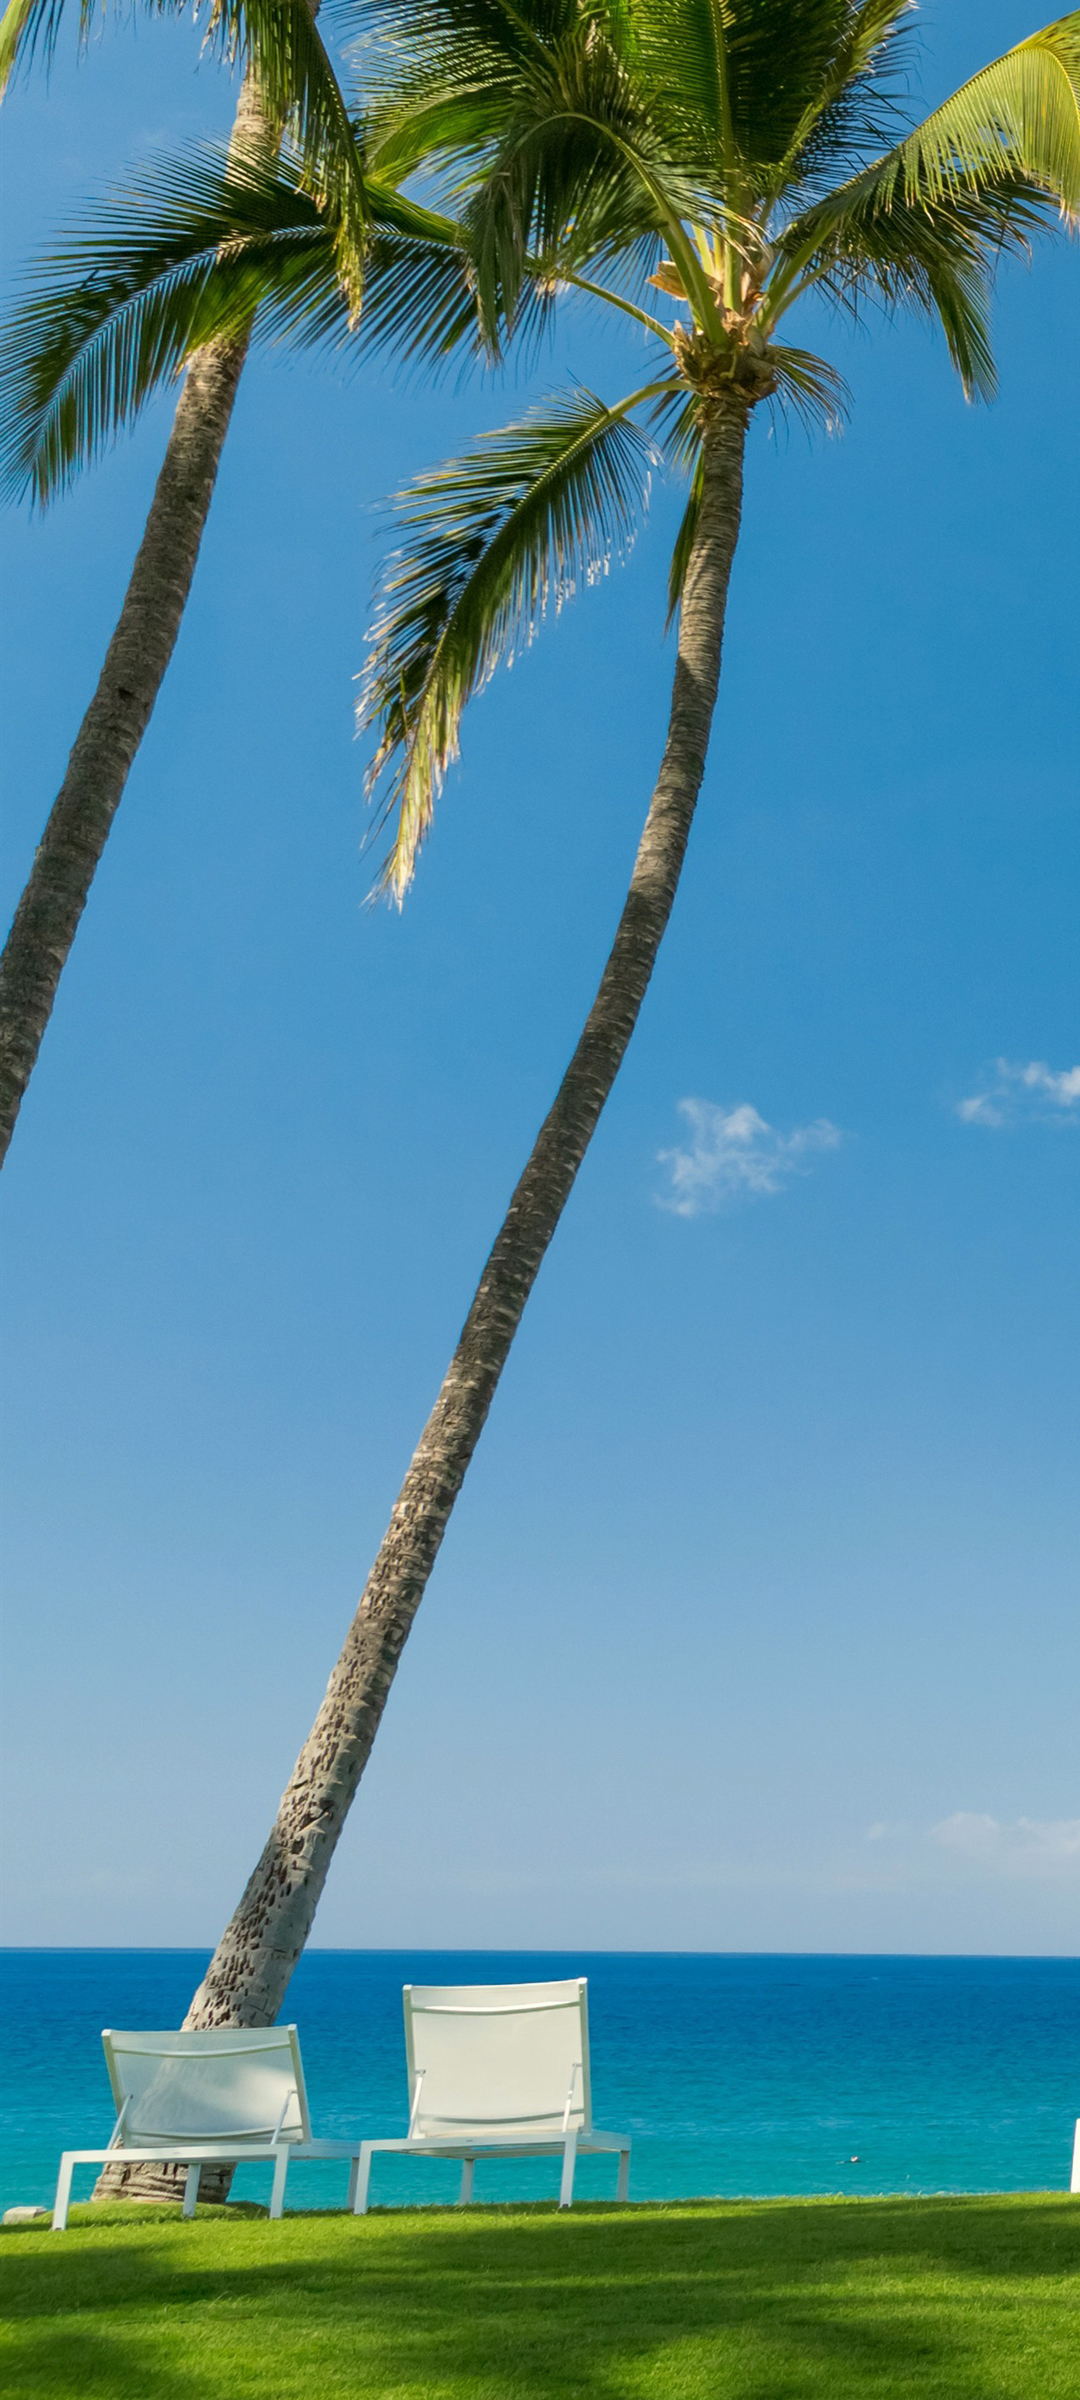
350, 1979, 631, 2213
51, 2025, 362, 2229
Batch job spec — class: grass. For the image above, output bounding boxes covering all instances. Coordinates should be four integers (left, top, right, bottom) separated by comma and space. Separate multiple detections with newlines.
1, 2194, 1077, 2400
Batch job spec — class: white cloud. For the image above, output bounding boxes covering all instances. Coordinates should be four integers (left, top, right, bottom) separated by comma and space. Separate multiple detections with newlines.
930, 1813, 1080, 1880
956, 1058, 1080, 1128
657, 1099, 843, 1217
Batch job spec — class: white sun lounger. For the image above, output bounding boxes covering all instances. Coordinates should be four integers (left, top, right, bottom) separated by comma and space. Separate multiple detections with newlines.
351, 1977, 631, 2213
52, 2026, 363, 2229
1071, 2119, 1079, 2193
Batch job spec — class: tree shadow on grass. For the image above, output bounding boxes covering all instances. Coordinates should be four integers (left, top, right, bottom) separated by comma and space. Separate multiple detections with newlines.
2, 2196, 1077, 2400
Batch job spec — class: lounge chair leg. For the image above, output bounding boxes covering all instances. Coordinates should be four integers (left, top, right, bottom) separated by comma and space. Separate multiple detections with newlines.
52, 2156, 75, 2233
1071, 2120, 1080, 2195
559, 2132, 578, 2211
183, 2163, 200, 2220
616, 2146, 630, 2204
269, 2147, 289, 2220
458, 2159, 474, 2206
352, 2145, 373, 2216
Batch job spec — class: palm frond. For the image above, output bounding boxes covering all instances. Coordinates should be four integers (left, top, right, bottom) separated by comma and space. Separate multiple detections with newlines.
0, 144, 477, 502
357, 0, 726, 336
783, 173, 1050, 397
631, 0, 904, 185
772, 0, 913, 199
0, 0, 370, 301
626, 0, 740, 181
355, 0, 576, 114
648, 376, 702, 470
360, 380, 668, 898
221, 0, 372, 304
0, 0, 79, 91
357, 0, 575, 179
463, 42, 721, 339
766, 340, 850, 431
777, 15, 1080, 283
883, 14, 1080, 220
762, 18, 1080, 394
0, 146, 325, 500
353, 224, 485, 369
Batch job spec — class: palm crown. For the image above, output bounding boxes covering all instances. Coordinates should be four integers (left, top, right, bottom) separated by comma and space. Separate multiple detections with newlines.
357, 0, 1079, 890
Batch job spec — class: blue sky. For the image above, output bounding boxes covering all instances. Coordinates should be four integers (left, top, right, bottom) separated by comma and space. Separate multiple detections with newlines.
1, 2, 1077, 1959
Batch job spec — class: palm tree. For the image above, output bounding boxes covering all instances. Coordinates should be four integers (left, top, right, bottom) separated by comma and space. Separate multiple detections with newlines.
160, 1, 1075, 2033
0, 0, 371, 1166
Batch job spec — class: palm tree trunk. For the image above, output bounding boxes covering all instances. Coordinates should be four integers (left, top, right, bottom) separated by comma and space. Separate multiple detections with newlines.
58, 64, 297, 2209
0, 75, 271, 1170
186, 392, 752, 2038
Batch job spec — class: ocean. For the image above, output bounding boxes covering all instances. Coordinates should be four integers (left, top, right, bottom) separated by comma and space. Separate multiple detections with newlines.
1, 1949, 1076, 2215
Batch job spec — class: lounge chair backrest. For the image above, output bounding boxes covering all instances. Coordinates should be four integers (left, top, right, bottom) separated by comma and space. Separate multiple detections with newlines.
403, 1980, 593, 2141
102, 2027, 310, 2146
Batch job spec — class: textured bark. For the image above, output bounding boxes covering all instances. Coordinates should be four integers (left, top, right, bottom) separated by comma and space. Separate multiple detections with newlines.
186, 395, 752, 2039
0, 76, 272, 1170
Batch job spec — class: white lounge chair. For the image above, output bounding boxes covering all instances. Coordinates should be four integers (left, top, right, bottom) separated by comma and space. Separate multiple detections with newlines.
351, 1977, 631, 2213
1071, 2119, 1079, 2193
52, 2026, 362, 2229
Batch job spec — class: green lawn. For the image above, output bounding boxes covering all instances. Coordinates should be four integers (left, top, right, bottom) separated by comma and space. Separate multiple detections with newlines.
2, 2195, 1077, 2400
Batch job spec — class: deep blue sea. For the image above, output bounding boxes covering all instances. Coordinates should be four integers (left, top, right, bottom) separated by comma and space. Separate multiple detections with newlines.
1, 1950, 1076, 2215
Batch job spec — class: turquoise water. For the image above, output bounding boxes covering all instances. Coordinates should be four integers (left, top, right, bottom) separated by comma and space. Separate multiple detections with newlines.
1, 1950, 1076, 2215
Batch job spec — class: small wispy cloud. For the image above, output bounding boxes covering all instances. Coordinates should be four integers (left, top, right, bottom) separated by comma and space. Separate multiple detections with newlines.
956, 1058, 1080, 1129
657, 1099, 843, 1217
930, 1813, 1080, 1880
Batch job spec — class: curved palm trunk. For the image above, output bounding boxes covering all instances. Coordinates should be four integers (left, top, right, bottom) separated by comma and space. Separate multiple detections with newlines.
0, 77, 271, 1170
187, 392, 752, 2039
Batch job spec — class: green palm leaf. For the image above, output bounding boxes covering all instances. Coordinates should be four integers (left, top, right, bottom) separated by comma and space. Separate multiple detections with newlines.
775, 15, 1080, 291
0, 0, 63, 88
763, 15, 1080, 393
465, 47, 720, 337
886, 14, 1080, 216
225, 0, 373, 301
632, 0, 874, 175
0, 149, 326, 502
360, 382, 669, 898
0, 0, 370, 301
0, 144, 476, 501
359, 0, 726, 336
773, 0, 913, 196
